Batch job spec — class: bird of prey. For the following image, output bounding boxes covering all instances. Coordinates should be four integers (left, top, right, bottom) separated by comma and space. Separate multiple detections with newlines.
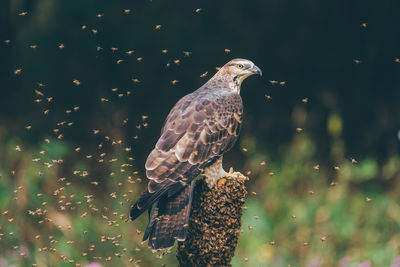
130, 58, 262, 251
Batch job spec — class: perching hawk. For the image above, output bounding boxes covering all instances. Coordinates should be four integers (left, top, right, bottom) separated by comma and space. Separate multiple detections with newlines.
130, 58, 261, 251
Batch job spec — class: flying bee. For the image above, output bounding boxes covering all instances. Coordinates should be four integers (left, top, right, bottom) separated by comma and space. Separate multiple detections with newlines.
333, 165, 340, 171
35, 89, 44, 96
155, 25, 162, 30
59, 43, 64, 49
14, 69, 22, 75
161, 49, 168, 54
200, 71, 208, 78
126, 50, 134, 55
224, 49, 231, 53
73, 79, 80, 86
171, 80, 179, 85
394, 58, 400, 63
124, 9, 131, 14
183, 51, 192, 57
195, 8, 202, 13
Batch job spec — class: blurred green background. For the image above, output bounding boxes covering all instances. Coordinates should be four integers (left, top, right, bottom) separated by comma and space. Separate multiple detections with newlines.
1, 0, 400, 266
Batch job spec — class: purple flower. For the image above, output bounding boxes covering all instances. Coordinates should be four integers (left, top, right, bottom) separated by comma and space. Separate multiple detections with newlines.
84, 263, 102, 267
339, 256, 351, 267
308, 257, 323, 267
391, 256, 400, 267
339, 257, 371, 267
356, 261, 371, 267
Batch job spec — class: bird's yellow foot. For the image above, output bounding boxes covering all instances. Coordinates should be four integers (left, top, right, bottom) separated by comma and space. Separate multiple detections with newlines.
217, 178, 227, 187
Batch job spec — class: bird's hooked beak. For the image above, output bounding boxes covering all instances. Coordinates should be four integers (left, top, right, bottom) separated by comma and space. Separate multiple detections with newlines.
251, 65, 262, 76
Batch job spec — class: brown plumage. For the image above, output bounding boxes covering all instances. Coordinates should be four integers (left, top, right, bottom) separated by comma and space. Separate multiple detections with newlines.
130, 58, 261, 251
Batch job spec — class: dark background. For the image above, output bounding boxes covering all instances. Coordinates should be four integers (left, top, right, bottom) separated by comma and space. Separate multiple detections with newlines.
2, 0, 400, 167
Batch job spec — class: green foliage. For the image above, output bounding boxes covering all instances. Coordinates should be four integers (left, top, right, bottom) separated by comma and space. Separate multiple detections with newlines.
233, 132, 400, 266
0, 126, 399, 266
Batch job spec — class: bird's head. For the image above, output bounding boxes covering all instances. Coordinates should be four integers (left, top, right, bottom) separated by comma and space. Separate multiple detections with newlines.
221, 58, 262, 84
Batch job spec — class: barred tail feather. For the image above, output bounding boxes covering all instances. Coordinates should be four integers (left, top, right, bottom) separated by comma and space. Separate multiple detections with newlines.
130, 180, 176, 221
143, 180, 195, 251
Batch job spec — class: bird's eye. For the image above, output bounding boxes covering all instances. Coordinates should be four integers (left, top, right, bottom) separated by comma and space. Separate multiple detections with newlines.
236, 64, 243, 69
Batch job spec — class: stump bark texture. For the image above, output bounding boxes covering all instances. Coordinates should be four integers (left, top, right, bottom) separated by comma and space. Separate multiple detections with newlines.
177, 171, 248, 267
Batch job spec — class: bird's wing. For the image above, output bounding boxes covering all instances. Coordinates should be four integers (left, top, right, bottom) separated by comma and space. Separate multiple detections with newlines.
131, 92, 242, 217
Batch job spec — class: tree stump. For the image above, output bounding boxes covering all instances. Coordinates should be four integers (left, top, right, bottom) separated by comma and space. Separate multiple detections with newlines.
177, 171, 248, 267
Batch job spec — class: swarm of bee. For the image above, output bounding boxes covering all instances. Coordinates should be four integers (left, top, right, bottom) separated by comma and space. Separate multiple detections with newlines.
177, 171, 248, 267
